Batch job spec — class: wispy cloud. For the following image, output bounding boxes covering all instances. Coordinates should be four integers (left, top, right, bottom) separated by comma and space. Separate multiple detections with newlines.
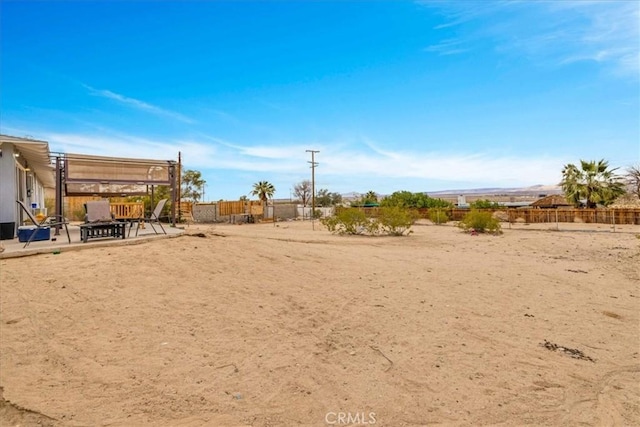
421, 0, 640, 77
197, 136, 566, 187
424, 38, 468, 56
319, 142, 564, 186
43, 131, 214, 167
548, 1, 640, 76
83, 84, 195, 123
423, 0, 506, 30
37, 130, 565, 188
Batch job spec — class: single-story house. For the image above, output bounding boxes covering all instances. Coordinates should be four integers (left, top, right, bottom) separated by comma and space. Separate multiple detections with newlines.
0, 135, 55, 239
1, 134, 181, 240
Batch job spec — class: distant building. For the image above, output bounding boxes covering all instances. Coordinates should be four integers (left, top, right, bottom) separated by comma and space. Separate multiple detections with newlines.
530, 194, 573, 209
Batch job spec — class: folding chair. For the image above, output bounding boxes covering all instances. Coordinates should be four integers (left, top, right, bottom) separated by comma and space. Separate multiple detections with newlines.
16, 200, 70, 248
79, 200, 126, 243
85, 200, 114, 223
136, 198, 168, 236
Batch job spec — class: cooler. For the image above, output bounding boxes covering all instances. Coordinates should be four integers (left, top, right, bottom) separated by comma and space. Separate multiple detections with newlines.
17, 226, 51, 243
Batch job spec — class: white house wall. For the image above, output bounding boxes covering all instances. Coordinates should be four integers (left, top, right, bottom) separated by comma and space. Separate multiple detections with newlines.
0, 142, 49, 237
0, 143, 18, 226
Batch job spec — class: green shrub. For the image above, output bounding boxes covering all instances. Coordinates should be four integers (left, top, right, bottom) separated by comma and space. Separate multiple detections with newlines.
380, 191, 453, 208
469, 199, 501, 209
458, 209, 502, 234
321, 208, 369, 235
72, 207, 86, 221
320, 215, 339, 233
322, 207, 416, 236
428, 209, 449, 224
378, 206, 417, 236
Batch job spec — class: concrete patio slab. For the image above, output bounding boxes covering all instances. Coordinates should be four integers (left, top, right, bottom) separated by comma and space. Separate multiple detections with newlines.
0, 222, 185, 259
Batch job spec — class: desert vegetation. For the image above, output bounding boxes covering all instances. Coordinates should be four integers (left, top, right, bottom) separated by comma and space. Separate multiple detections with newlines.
380, 190, 452, 208
458, 209, 502, 234
321, 206, 416, 236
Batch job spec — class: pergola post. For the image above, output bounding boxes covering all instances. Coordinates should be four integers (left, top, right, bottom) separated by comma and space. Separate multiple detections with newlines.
54, 155, 64, 236
169, 162, 177, 226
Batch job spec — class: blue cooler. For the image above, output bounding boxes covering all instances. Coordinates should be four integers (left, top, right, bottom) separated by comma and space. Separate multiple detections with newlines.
17, 226, 51, 242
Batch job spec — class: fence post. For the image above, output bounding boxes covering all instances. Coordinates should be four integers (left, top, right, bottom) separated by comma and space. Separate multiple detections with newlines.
555, 209, 559, 231
611, 208, 615, 233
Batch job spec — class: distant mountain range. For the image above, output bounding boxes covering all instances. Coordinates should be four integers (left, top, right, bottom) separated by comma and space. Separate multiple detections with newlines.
342, 185, 563, 199
427, 184, 563, 197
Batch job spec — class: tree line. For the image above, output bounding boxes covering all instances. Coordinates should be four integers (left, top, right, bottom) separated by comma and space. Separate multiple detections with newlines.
180, 159, 639, 209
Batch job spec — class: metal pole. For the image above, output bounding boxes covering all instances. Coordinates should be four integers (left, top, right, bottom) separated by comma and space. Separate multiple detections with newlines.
54, 156, 63, 236
306, 150, 319, 230
169, 162, 176, 226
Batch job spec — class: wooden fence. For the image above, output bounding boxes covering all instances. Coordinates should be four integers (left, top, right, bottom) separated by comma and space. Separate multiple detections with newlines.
65, 196, 102, 220
218, 200, 263, 216
65, 196, 144, 220
505, 208, 640, 225
337, 206, 640, 225
110, 202, 145, 219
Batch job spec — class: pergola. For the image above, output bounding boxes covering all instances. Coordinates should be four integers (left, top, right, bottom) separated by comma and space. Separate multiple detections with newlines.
53, 153, 179, 226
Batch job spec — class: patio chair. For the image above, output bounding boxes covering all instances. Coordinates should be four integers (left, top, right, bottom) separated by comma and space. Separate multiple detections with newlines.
85, 200, 115, 223
79, 200, 126, 243
135, 198, 168, 236
16, 200, 70, 248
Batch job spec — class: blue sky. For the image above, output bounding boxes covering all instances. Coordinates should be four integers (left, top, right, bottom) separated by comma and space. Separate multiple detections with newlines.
1, 0, 638, 200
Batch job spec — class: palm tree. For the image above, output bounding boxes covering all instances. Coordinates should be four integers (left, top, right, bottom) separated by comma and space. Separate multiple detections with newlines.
363, 190, 378, 204
251, 181, 276, 203
560, 159, 626, 208
252, 181, 276, 219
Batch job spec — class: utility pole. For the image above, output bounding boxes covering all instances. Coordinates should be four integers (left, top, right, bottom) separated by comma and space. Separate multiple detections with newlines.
177, 151, 182, 226
306, 150, 319, 229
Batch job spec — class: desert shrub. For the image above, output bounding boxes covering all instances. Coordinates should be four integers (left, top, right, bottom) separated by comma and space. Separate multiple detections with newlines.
469, 199, 501, 209
428, 209, 449, 224
321, 208, 369, 235
322, 207, 416, 236
381, 191, 453, 208
375, 206, 416, 236
72, 207, 86, 221
320, 215, 339, 232
458, 209, 502, 234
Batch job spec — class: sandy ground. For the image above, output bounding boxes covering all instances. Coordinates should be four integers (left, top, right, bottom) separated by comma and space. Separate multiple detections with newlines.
1, 220, 638, 426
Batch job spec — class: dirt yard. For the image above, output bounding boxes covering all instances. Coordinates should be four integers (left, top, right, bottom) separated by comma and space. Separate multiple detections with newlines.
1, 220, 638, 426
